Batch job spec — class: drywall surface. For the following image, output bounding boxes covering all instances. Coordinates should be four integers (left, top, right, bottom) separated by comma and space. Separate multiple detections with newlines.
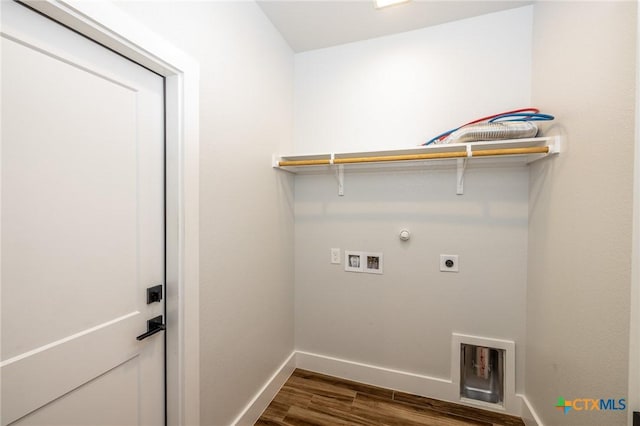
527, 2, 636, 425
295, 167, 529, 391
115, 2, 295, 425
293, 7, 533, 396
293, 6, 533, 153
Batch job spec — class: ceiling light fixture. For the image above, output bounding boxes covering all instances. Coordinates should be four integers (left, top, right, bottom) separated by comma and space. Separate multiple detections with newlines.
374, 0, 411, 9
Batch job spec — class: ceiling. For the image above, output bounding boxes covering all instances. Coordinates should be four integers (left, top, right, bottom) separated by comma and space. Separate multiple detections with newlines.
257, 0, 533, 52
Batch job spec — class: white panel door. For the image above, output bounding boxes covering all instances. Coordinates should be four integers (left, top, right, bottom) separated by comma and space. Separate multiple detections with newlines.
1, 1, 165, 425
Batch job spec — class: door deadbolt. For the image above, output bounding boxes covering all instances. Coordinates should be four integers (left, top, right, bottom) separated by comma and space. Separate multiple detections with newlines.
146, 285, 163, 304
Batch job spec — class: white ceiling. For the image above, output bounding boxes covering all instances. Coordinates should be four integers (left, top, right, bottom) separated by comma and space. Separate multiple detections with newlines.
257, 0, 533, 52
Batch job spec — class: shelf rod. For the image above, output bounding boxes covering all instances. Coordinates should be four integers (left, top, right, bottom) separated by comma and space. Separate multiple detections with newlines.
278, 146, 550, 167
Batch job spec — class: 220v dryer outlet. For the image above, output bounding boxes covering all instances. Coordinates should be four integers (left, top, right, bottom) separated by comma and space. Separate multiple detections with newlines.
440, 254, 459, 272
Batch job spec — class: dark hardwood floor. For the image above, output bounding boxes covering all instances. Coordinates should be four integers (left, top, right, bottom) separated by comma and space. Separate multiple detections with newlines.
255, 369, 525, 426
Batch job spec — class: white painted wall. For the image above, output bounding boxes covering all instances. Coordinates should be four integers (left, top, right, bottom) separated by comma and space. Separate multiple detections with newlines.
294, 6, 534, 400
295, 168, 529, 392
114, 2, 295, 425
527, 2, 636, 426
294, 6, 533, 153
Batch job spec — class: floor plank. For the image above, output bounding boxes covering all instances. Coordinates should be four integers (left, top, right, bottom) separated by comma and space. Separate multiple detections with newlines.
292, 369, 394, 400
255, 369, 525, 426
352, 393, 491, 426
393, 392, 524, 426
283, 405, 372, 426
260, 399, 290, 423
288, 375, 357, 402
309, 394, 355, 413
272, 385, 314, 410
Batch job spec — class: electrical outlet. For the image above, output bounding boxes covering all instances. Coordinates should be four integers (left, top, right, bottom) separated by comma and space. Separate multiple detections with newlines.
440, 254, 459, 272
330, 248, 341, 264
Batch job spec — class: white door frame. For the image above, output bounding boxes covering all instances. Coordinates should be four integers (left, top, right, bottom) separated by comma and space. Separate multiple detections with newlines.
17, 1, 201, 424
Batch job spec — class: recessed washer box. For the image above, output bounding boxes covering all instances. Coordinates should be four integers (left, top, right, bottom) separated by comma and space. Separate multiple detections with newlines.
344, 251, 383, 274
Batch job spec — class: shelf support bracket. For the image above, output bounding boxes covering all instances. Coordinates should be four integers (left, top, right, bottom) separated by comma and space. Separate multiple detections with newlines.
456, 158, 467, 195
335, 164, 344, 196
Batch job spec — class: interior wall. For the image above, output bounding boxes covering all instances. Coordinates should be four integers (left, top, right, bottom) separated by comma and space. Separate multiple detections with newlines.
295, 168, 529, 388
294, 7, 533, 395
115, 2, 295, 425
527, 2, 637, 425
294, 6, 533, 153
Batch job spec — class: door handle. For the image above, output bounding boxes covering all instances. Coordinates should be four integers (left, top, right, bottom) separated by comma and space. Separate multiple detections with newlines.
136, 315, 165, 341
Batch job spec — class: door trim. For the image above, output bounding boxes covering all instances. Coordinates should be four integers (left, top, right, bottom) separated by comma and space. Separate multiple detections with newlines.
17, 1, 201, 424
630, 1, 640, 422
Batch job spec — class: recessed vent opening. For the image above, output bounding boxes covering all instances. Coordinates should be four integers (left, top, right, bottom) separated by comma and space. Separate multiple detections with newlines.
460, 344, 505, 406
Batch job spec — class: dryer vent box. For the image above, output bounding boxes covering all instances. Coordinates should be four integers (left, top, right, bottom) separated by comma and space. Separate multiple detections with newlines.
460, 344, 504, 405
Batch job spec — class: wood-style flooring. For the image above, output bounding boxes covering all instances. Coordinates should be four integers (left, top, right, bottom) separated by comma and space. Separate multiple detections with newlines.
255, 369, 525, 426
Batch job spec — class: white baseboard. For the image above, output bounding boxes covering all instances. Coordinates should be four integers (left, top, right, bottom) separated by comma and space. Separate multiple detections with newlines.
231, 351, 296, 426
296, 348, 526, 418
231, 349, 542, 425
295, 350, 455, 402
517, 393, 544, 426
